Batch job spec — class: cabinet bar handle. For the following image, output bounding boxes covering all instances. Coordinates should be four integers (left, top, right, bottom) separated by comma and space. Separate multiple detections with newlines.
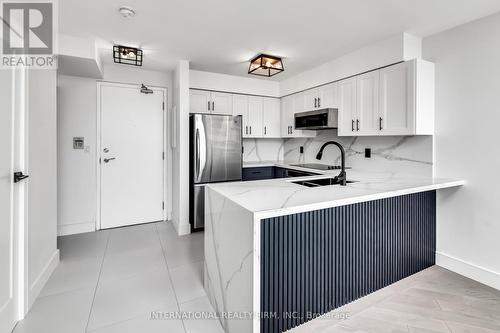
314, 98, 317, 108
352, 120, 355, 131
249, 126, 252, 135
379, 117, 383, 130
207, 101, 210, 111
318, 97, 321, 108
212, 101, 215, 111
245, 126, 248, 135
356, 119, 360, 131
264, 126, 267, 135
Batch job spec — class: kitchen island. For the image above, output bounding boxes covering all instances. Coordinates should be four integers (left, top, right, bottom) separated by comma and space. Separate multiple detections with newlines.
204, 164, 464, 333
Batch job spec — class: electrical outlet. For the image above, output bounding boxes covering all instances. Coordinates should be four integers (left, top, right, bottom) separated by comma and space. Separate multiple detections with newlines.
365, 148, 371, 158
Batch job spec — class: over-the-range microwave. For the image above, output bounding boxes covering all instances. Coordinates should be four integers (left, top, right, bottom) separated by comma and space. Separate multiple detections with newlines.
294, 108, 339, 130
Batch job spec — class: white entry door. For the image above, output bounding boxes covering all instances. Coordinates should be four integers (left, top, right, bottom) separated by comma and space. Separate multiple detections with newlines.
99, 83, 165, 229
0, 70, 18, 332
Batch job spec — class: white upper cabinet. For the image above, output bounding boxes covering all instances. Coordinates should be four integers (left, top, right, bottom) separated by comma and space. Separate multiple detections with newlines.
302, 83, 338, 110
379, 59, 434, 135
281, 95, 295, 137
235, 95, 280, 138
318, 83, 338, 109
190, 59, 434, 139
247, 96, 263, 138
262, 97, 281, 138
189, 90, 233, 115
338, 78, 357, 136
338, 59, 435, 136
303, 89, 319, 110
190, 90, 211, 114
280, 94, 316, 138
379, 61, 414, 135
293, 92, 306, 114
211, 92, 233, 115
356, 71, 380, 135
233, 94, 249, 134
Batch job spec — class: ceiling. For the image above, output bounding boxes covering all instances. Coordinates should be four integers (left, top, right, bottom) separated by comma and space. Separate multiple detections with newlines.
59, 0, 500, 80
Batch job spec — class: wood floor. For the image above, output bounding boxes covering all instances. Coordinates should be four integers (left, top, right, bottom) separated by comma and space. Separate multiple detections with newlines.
290, 265, 500, 333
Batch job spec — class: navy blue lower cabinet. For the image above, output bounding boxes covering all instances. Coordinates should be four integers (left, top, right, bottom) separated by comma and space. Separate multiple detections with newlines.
260, 191, 436, 333
242, 167, 275, 181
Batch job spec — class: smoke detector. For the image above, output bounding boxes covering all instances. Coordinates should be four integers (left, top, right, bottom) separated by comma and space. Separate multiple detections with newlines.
118, 6, 136, 18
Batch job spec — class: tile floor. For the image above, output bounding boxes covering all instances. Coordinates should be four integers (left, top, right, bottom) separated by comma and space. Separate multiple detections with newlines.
13, 221, 221, 333
13, 221, 500, 333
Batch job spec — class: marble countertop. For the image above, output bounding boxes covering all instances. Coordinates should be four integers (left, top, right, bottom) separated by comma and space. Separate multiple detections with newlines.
209, 161, 465, 218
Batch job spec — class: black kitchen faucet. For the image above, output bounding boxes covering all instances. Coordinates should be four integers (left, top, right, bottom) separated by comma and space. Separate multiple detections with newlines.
316, 141, 347, 186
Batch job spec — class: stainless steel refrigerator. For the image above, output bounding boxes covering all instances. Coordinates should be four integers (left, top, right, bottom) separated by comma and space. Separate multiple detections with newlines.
189, 114, 242, 230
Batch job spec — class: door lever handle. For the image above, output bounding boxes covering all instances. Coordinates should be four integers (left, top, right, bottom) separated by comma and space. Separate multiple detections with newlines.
103, 157, 116, 163
14, 172, 29, 183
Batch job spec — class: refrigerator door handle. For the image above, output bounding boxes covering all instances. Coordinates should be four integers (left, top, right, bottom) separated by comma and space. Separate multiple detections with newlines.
198, 124, 207, 182
195, 128, 200, 181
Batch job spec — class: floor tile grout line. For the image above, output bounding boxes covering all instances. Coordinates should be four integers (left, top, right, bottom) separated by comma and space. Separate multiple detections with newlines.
37, 285, 98, 300
85, 314, 138, 333
178, 294, 210, 306
155, 222, 188, 333
84, 231, 111, 333
167, 259, 205, 273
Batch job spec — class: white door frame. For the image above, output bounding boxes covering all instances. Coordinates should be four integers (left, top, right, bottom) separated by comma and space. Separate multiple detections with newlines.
9, 67, 28, 327
96, 81, 170, 230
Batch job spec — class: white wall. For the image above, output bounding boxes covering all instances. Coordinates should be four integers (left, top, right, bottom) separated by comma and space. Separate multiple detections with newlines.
423, 12, 500, 289
58, 34, 103, 79
26, 69, 59, 308
57, 75, 97, 235
279, 33, 421, 96
190, 70, 280, 97
57, 64, 173, 235
172, 61, 191, 235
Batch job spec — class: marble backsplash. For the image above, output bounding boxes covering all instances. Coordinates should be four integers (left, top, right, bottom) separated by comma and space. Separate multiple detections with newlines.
285, 130, 433, 177
244, 130, 433, 178
243, 138, 284, 163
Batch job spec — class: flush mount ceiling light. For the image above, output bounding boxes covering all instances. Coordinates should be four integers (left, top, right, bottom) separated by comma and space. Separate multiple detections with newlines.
118, 6, 135, 18
113, 45, 143, 66
248, 54, 284, 77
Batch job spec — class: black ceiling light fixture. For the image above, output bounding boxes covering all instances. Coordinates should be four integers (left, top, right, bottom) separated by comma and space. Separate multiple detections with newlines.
113, 45, 143, 66
248, 54, 284, 77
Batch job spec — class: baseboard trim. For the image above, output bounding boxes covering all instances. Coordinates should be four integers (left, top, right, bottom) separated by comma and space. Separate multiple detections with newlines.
178, 224, 191, 235
27, 249, 59, 311
171, 218, 191, 236
57, 221, 95, 236
436, 252, 500, 290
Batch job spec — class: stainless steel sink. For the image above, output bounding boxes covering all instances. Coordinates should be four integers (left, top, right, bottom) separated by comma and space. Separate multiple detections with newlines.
292, 177, 357, 187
